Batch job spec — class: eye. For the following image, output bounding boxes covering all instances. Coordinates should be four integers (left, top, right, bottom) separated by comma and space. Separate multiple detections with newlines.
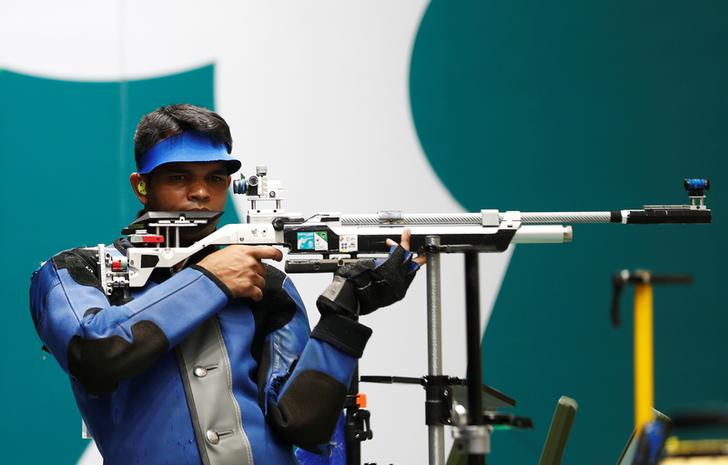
208, 175, 226, 183
169, 174, 186, 182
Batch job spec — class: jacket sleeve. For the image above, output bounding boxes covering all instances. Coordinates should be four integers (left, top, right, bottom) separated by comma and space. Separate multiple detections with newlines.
253, 267, 372, 454
29, 248, 231, 395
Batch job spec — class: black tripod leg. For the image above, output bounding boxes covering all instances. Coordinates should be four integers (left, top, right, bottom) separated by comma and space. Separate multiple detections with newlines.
465, 252, 486, 465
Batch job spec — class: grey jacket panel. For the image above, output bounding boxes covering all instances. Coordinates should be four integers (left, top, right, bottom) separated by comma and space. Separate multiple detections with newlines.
178, 317, 253, 465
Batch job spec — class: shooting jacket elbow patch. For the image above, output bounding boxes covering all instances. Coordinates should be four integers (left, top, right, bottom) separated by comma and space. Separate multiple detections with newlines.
311, 314, 372, 358
67, 320, 169, 395
52, 249, 104, 292
267, 369, 347, 451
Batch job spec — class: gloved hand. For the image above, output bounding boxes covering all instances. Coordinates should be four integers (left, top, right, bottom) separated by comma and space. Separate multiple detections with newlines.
316, 229, 425, 318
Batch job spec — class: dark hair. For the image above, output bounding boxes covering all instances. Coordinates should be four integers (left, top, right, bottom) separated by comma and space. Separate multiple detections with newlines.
133, 104, 233, 169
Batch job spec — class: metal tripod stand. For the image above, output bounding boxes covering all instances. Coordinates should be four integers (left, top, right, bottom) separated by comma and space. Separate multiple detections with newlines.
425, 236, 490, 465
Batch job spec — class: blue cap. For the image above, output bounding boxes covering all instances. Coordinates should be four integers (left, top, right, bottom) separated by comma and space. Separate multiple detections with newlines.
137, 131, 242, 175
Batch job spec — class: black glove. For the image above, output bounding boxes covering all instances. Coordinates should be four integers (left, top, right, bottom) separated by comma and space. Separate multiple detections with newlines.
316, 245, 421, 318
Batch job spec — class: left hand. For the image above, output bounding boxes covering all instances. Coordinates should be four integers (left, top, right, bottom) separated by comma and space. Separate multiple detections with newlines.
386, 228, 427, 267
316, 228, 426, 317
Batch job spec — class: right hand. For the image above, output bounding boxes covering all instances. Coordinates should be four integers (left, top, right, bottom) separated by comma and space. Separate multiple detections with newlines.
197, 245, 283, 301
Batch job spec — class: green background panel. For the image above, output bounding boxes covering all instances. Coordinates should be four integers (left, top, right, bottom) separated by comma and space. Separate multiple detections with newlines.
0, 65, 239, 463
410, 1, 726, 464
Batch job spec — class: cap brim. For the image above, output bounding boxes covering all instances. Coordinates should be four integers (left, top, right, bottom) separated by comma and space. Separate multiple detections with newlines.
138, 131, 241, 175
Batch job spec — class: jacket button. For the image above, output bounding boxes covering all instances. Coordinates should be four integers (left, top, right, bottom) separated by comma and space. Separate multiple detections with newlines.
194, 367, 208, 377
206, 430, 220, 445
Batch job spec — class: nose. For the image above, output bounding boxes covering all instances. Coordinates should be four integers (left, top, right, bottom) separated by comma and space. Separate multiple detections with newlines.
187, 178, 210, 203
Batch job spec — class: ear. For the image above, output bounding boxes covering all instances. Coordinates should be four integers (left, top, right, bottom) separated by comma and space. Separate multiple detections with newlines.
130, 172, 148, 205
226, 175, 232, 188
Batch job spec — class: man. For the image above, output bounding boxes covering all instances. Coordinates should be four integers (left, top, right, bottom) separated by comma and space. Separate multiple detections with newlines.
29, 104, 424, 465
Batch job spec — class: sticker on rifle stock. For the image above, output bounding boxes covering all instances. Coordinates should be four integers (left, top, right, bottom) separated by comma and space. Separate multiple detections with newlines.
314, 231, 329, 251
339, 234, 358, 253
297, 232, 315, 250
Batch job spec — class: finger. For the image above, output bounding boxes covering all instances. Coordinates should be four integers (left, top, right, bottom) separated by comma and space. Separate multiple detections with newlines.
248, 246, 283, 261
399, 227, 412, 251
248, 286, 264, 302
414, 253, 427, 266
251, 274, 266, 290
238, 253, 267, 276
250, 260, 266, 277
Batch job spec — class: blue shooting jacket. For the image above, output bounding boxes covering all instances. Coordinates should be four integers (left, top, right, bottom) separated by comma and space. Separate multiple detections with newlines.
29, 239, 371, 465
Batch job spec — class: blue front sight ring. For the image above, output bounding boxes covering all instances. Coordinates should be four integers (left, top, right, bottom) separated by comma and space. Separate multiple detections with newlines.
684, 178, 709, 196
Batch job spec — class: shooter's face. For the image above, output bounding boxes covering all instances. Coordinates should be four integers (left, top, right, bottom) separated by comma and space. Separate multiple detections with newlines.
145, 162, 230, 211
143, 162, 231, 242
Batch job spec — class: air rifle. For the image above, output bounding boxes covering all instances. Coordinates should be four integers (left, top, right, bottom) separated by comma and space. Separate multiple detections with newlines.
98, 168, 710, 297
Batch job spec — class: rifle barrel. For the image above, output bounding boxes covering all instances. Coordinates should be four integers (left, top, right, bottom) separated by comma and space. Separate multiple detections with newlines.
340, 212, 612, 225
340, 207, 710, 226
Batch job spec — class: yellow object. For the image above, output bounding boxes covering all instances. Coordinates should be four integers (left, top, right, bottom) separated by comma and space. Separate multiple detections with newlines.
138, 180, 147, 196
662, 437, 728, 464
661, 458, 728, 464
665, 437, 728, 456
634, 283, 654, 432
